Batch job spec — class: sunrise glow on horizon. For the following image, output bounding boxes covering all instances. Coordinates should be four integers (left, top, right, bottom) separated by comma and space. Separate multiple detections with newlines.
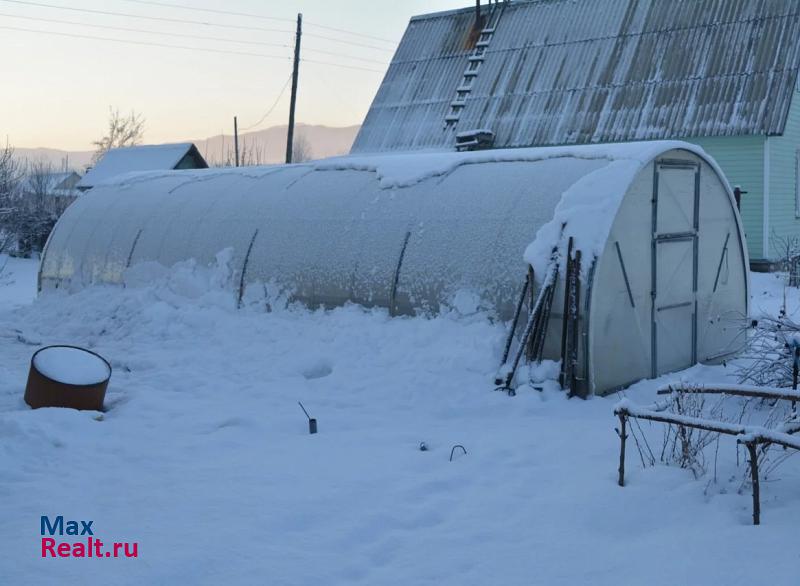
1, 0, 469, 150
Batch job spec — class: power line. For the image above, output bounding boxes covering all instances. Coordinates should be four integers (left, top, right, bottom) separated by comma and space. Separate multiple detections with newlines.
0, 0, 294, 34
240, 74, 292, 131
117, 0, 295, 24
0, 24, 293, 60
0, 11, 388, 65
306, 22, 397, 46
0, 0, 396, 51
303, 58, 386, 74
0, 11, 292, 49
295, 46, 388, 66
116, 0, 399, 45
0, 24, 388, 72
304, 32, 394, 53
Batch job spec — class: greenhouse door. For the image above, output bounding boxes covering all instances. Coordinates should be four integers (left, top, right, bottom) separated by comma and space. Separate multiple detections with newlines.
651, 160, 699, 377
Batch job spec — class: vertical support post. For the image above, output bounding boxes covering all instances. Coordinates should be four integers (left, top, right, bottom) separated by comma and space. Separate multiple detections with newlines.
125, 228, 144, 269
530, 280, 554, 362
389, 231, 411, 318
746, 442, 760, 525
527, 265, 535, 311
651, 164, 659, 379
285, 13, 303, 164
570, 249, 582, 395
526, 266, 535, 361
237, 229, 259, 309
559, 237, 574, 388
733, 187, 747, 212
617, 413, 627, 487
234, 116, 240, 168
792, 344, 799, 415
500, 274, 529, 369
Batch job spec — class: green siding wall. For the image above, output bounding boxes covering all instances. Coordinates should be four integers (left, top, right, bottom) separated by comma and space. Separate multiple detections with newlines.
688, 135, 764, 261
768, 90, 800, 260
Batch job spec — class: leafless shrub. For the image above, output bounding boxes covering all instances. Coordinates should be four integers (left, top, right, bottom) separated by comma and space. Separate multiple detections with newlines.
292, 132, 313, 163
660, 391, 729, 479
730, 307, 800, 489
736, 314, 800, 388
771, 231, 800, 287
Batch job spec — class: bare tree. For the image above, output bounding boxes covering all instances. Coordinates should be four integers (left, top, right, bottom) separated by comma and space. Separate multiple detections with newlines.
91, 107, 145, 165
206, 136, 269, 168
240, 139, 266, 166
26, 159, 54, 213
292, 132, 313, 163
0, 140, 25, 254
770, 231, 800, 287
28, 158, 71, 214
15, 158, 63, 256
0, 149, 71, 257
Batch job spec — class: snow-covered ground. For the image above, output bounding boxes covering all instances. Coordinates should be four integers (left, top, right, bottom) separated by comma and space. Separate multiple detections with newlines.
0, 254, 38, 309
1, 257, 798, 585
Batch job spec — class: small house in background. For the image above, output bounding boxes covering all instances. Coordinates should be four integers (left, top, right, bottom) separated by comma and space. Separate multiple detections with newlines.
16, 170, 82, 255
40, 171, 81, 193
77, 143, 208, 191
23, 170, 82, 212
353, 0, 800, 269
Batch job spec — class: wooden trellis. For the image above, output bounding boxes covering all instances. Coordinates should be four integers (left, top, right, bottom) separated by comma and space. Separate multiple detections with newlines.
615, 383, 800, 525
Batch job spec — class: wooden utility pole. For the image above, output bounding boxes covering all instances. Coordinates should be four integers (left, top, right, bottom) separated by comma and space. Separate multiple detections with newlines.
285, 13, 303, 164
234, 116, 240, 167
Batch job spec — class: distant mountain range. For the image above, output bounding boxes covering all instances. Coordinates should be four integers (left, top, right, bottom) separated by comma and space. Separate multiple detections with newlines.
14, 124, 361, 171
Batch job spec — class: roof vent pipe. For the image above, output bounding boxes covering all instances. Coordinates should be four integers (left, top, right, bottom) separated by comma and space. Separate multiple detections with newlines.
475, 0, 481, 28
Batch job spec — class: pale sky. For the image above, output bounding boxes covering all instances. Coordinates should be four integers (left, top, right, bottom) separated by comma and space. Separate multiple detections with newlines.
0, 0, 469, 150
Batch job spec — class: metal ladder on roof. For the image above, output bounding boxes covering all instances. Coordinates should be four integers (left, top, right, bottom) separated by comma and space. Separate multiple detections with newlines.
445, 1, 507, 128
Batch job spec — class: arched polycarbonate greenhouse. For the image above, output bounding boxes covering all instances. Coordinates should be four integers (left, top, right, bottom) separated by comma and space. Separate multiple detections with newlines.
40, 141, 749, 395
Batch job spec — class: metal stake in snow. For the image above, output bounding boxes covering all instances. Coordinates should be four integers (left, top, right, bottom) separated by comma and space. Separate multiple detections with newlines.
449, 445, 467, 462
298, 401, 317, 434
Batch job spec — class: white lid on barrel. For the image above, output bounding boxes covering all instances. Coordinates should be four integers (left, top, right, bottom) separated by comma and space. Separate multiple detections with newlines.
33, 347, 111, 386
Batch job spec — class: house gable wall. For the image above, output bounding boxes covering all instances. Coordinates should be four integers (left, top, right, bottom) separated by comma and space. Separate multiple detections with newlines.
687, 136, 765, 262
767, 88, 800, 261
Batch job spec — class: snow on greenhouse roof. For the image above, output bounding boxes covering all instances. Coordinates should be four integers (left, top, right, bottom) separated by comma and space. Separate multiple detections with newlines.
83, 140, 724, 280
314, 140, 703, 190
353, 0, 800, 153
77, 143, 207, 190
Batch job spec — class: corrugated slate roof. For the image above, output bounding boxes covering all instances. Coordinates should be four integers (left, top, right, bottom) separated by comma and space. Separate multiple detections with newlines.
352, 0, 800, 153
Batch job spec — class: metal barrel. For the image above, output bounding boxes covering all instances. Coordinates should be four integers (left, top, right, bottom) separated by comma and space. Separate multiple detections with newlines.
24, 345, 111, 411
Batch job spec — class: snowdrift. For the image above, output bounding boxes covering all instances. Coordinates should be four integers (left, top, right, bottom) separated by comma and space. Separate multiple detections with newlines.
40, 142, 748, 393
